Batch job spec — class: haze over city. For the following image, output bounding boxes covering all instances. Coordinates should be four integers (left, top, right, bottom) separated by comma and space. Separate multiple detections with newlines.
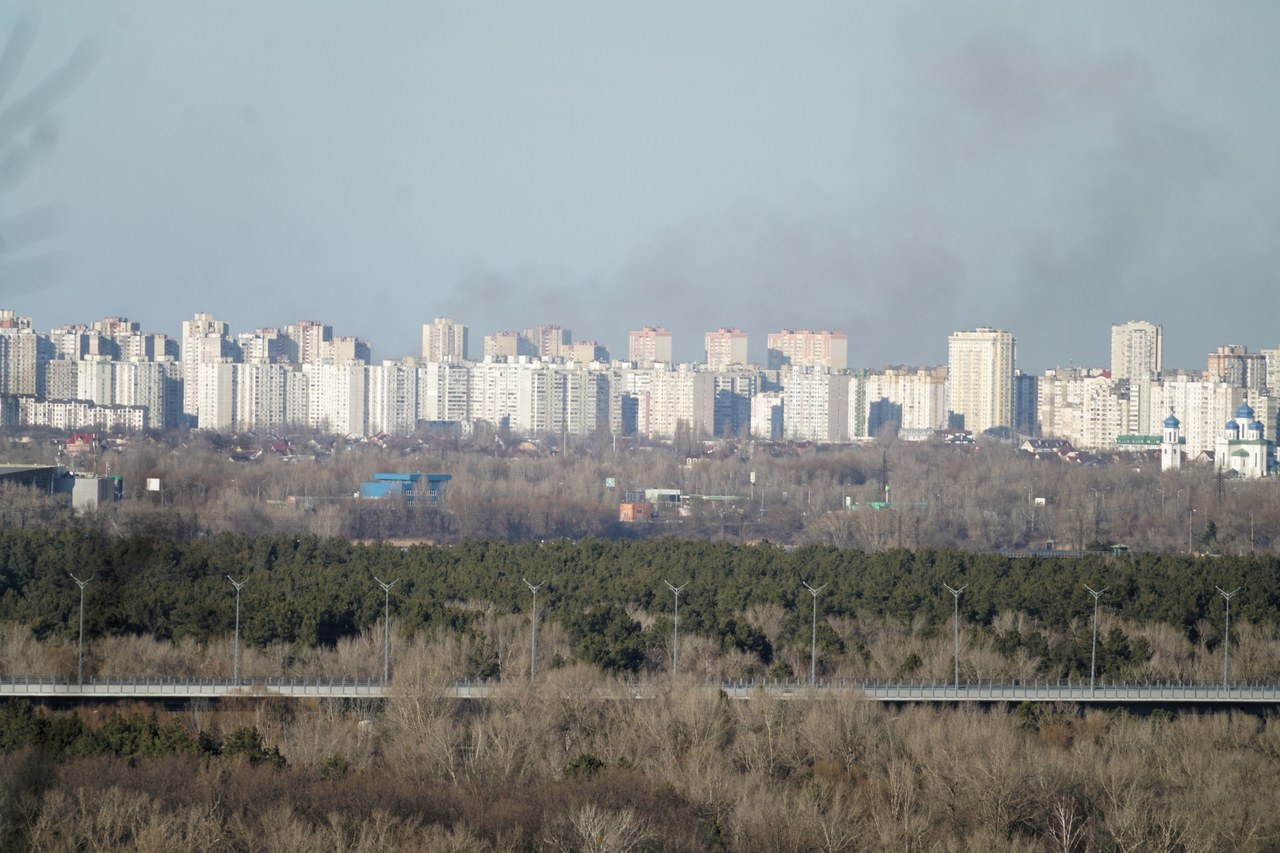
3, 2, 1278, 371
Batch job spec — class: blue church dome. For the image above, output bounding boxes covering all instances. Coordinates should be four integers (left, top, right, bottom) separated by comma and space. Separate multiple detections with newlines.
1226, 421, 1239, 431
1250, 420, 1266, 433
1235, 402, 1255, 420
1163, 414, 1180, 428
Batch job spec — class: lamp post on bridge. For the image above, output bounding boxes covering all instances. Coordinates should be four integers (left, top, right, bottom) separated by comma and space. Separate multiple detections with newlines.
1218, 586, 1241, 689
1084, 585, 1108, 690
374, 576, 398, 684
524, 578, 543, 681
227, 576, 247, 683
943, 583, 967, 688
664, 580, 687, 675
802, 581, 826, 686
69, 573, 92, 685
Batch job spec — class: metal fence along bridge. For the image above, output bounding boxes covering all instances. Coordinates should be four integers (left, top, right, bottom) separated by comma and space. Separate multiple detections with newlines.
3, 676, 1280, 709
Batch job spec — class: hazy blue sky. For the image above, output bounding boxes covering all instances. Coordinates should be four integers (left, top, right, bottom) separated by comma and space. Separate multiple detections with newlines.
3, 1, 1278, 370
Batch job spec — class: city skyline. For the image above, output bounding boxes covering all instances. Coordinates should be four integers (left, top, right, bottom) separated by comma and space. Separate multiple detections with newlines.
3, 4, 1277, 373
6, 305, 1280, 377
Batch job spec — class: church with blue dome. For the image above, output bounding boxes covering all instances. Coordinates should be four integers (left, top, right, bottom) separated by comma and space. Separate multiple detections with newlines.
1212, 402, 1275, 478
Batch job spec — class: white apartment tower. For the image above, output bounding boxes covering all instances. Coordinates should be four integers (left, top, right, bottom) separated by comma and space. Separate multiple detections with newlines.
947, 327, 1015, 435
628, 326, 673, 365
1110, 321, 1162, 380
705, 328, 748, 371
180, 313, 235, 420
421, 318, 469, 363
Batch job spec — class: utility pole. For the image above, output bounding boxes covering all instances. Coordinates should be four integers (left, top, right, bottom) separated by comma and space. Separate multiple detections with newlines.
664, 581, 687, 675
524, 579, 543, 681
227, 576, 247, 682
374, 576, 398, 684
1217, 587, 1241, 689
802, 581, 826, 686
69, 573, 92, 685
1084, 585, 1108, 690
943, 583, 967, 688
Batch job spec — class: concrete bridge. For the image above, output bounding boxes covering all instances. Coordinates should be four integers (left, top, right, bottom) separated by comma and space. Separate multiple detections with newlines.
4, 676, 1280, 709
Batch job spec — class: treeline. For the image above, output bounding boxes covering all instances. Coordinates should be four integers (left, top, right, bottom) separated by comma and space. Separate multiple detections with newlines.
0, 701, 281, 766
1, 530, 1275, 682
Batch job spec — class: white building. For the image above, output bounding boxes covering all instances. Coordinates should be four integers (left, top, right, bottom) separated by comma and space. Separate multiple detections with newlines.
782, 366, 850, 442
1110, 321, 1162, 381
418, 361, 471, 422
947, 327, 1014, 435
304, 361, 367, 436
857, 367, 948, 437
1214, 402, 1275, 478
1036, 368, 1127, 450
421, 318, 469, 363
1148, 375, 1243, 459
181, 313, 235, 420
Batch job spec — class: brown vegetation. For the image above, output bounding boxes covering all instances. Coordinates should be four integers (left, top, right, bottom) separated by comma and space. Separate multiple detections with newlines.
4, 427, 1273, 552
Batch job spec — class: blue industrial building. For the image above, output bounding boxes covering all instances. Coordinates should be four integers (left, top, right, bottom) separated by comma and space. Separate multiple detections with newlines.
358, 473, 451, 506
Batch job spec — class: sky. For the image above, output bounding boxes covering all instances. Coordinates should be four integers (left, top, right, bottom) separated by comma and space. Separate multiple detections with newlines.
2, 1, 1278, 372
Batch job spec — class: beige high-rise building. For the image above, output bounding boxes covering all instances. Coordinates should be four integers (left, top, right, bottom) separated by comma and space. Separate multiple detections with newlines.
946, 327, 1015, 434
421, 317, 469, 363
522, 324, 572, 360
629, 326, 672, 365
766, 329, 847, 371
1110, 321, 1162, 381
705, 328, 748, 371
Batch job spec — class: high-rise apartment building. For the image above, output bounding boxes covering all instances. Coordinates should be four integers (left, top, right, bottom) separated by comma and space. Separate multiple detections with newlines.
705, 328, 748, 371
421, 318, 469, 363
766, 329, 847, 371
1207, 344, 1267, 393
522, 324, 571, 360
285, 320, 332, 365
181, 312, 235, 420
0, 326, 49, 396
1110, 321, 1162, 381
629, 326, 672, 365
946, 327, 1015, 435
483, 331, 536, 361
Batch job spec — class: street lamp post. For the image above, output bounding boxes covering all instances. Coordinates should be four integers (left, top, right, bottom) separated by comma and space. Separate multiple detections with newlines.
943, 583, 967, 688
524, 578, 543, 681
1217, 586, 1241, 689
1084, 585, 1108, 690
664, 581, 687, 675
373, 576, 398, 684
68, 573, 92, 685
227, 576, 247, 683
802, 581, 826, 686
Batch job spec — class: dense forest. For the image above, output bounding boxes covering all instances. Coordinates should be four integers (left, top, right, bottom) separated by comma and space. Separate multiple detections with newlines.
1, 530, 1278, 685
